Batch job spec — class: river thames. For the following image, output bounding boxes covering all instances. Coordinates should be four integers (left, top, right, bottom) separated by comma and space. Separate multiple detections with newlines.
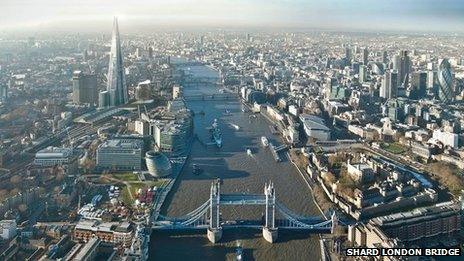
149, 60, 322, 260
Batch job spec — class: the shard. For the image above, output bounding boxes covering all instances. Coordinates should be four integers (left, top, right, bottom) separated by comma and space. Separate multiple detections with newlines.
106, 17, 127, 106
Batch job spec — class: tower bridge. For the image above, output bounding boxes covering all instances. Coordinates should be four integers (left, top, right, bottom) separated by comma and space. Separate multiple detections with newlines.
152, 180, 338, 243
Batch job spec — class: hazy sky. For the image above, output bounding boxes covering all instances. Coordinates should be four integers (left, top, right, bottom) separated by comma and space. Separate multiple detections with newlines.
1, 0, 464, 32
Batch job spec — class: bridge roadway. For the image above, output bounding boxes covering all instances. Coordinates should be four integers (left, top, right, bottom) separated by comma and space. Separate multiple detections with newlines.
152, 181, 337, 243
182, 93, 238, 101
219, 194, 266, 205
153, 220, 331, 231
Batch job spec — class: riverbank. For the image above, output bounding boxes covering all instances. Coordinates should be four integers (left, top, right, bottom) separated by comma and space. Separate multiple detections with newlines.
150, 61, 323, 260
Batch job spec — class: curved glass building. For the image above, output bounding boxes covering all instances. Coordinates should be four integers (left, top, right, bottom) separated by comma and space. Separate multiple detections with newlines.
145, 151, 172, 177
437, 59, 454, 103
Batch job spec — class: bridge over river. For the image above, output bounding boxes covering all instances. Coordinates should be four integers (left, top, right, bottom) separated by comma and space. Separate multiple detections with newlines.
153, 180, 338, 243
182, 92, 238, 101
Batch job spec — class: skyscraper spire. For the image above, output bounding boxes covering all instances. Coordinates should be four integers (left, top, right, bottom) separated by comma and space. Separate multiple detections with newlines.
106, 17, 127, 106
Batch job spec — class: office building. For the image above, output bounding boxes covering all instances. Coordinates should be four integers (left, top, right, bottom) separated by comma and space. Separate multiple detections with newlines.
105, 17, 128, 107
359, 65, 367, 83
135, 80, 151, 101
409, 71, 427, 99
145, 151, 172, 177
0, 220, 17, 240
380, 70, 398, 99
299, 114, 331, 141
0, 83, 7, 102
382, 50, 388, 64
362, 47, 368, 65
34, 146, 78, 175
432, 129, 459, 149
395, 50, 410, 87
72, 71, 97, 105
134, 119, 149, 136
345, 47, 352, 64
96, 139, 143, 170
152, 116, 193, 156
437, 59, 454, 103
98, 91, 110, 108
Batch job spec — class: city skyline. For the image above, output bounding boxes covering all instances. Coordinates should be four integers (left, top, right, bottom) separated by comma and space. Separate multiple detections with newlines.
1, 0, 464, 33
1, 1, 464, 260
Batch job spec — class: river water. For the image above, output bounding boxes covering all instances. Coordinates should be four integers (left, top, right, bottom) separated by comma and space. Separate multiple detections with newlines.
149, 60, 322, 261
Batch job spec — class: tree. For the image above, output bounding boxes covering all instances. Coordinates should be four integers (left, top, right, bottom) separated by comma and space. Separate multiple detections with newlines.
323, 172, 336, 184
9, 188, 20, 196
0, 189, 8, 201
10, 175, 21, 185
18, 204, 28, 213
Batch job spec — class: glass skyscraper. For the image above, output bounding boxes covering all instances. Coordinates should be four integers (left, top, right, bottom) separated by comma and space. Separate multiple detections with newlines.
106, 17, 128, 107
437, 59, 454, 103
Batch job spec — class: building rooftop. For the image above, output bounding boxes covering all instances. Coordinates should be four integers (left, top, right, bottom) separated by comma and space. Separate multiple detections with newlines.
35, 146, 73, 158
371, 201, 460, 228
299, 114, 330, 131
99, 139, 143, 150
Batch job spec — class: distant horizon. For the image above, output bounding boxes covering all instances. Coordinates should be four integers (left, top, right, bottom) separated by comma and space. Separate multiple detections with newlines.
2, 0, 464, 34
1, 20, 463, 37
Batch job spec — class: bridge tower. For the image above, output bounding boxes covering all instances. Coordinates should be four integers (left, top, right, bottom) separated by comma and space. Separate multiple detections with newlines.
331, 211, 338, 234
207, 180, 222, 243
263, 182, 278, 243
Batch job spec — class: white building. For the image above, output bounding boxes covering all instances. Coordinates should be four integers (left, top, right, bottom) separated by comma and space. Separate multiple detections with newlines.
299, 114, 331, 141
172, 85, 181, 99
134, 120, 149, 136
432, 129, 458, 149
288, 105, 299, 117
0, 220, 17, 240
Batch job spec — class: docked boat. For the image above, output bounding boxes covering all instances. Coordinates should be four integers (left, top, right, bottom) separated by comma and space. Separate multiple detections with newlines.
261, 136, 269, 147
246, 148, 252, 156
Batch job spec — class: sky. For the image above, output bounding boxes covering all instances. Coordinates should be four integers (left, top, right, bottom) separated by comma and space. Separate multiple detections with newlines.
1, 0, 464, 33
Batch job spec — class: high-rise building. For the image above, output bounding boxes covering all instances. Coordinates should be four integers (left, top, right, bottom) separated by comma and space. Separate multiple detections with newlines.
345, 47, 352, 64
382, 50, 388, 64
380, 70, 398, 99
362, 47, 369, 65
99, 91, 110, 108
409, 71, 427, 99
72, 71, 97, 105
135, 80, 152, 101
352, 62, 360, 74
105, 17, 127, 107
427, 70, 436, 89
148, 46, 154, 58
359, 65, 367, 83
437, 58, 454, 103
325, 77, 337, 99
0, 83, 7, 102
397, 50, 410, 87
